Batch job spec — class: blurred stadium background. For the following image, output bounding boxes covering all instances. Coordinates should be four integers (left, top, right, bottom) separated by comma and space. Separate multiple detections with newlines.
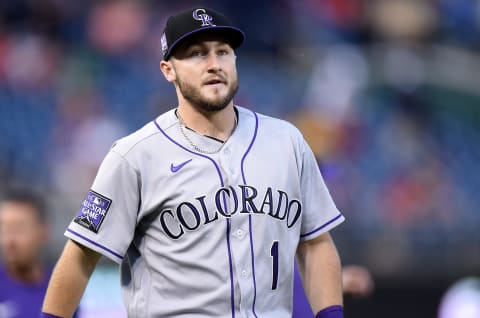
0, 0, 479, 317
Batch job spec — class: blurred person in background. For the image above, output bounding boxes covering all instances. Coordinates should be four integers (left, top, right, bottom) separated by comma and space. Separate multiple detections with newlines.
293, 258, 374, 318
341, 264, 374, 299
49, 87, 128, 205
0, 188, 79, 318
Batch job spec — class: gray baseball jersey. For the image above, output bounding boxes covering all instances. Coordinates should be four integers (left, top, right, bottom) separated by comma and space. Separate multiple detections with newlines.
65, 106, 344, 318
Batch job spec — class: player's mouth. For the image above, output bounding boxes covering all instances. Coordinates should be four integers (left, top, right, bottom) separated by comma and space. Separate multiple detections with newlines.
204, 77, 227, 86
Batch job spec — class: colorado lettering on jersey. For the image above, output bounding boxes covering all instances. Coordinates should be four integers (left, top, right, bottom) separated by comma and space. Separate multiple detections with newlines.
159, 185, 302, 239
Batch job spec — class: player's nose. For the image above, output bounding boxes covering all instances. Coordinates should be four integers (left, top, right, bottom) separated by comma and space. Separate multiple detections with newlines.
205, 52, 222, 72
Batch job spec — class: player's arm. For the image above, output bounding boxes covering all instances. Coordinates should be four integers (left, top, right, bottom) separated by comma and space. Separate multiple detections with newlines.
296, 232, 343, 317
42, 239, 102, 318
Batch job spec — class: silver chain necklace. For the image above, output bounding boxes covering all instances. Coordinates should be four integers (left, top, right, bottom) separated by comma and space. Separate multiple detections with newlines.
177, 111, 238, 154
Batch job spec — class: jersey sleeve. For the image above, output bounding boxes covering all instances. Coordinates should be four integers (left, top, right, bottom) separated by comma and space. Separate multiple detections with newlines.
299, 139, 345, 241
65, 150, 139, 264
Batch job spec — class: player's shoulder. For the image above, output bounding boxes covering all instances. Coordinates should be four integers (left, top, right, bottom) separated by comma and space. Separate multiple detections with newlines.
109, 109, 176, 156
237, 106, 304, 140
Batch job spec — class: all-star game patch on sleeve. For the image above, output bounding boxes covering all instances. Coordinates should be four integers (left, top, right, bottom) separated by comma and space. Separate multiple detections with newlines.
74, 190, 112, 233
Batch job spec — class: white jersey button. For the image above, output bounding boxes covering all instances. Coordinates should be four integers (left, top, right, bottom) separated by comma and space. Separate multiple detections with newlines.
241, 270, 249, 278
236, 228, 244, 238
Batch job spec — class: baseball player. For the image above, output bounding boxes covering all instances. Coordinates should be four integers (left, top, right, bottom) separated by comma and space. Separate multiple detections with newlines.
42, 7, 345, 318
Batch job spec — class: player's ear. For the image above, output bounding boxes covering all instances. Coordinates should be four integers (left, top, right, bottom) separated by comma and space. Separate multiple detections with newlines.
160, 60, 176, 82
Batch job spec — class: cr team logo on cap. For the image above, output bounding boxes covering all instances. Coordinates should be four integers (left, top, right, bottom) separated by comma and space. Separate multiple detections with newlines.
193, 9, 216, 27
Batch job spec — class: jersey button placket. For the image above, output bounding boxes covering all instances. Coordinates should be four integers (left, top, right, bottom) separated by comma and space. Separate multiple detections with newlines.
229, 215, 254, 316
221, 147, 236, 175
235, 228, 245, 239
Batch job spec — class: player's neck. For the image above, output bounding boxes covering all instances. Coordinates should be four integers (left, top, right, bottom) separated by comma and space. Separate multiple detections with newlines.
177, 104, 237, 142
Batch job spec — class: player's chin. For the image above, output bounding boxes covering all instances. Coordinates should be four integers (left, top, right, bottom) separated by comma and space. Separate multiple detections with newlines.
202, 85, 227, 97
203, 92, 229, 104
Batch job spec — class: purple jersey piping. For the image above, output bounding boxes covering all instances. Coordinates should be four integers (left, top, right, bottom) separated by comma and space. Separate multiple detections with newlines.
300, 213, 344, 238
66, 228, 124, 260
153, 118, 236, 318
240, 110, 259, 318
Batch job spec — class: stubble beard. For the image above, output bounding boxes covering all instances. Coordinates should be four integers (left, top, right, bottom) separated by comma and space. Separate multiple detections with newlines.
177, 76, 239, 113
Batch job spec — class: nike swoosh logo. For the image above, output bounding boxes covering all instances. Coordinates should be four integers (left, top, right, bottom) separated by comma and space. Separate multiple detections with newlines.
170, 159, 192, 173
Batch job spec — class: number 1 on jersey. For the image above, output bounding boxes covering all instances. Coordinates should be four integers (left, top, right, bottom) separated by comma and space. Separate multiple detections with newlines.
270, 241, 279, 290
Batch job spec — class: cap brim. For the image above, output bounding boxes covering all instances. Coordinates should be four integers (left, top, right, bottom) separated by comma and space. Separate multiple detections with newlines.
164, 26, 245, 60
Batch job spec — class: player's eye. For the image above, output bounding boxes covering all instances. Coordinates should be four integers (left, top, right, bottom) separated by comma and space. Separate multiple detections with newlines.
217, 48, 235, 60
190, 50, 204, 57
